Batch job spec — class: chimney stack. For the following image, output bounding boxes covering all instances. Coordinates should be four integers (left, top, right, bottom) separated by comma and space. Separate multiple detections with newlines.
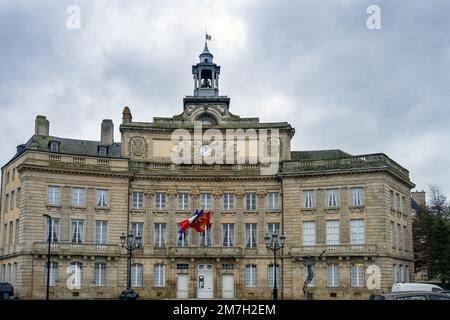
411, 190, 426, 207
101, 119, 114, 145
122, 106, 132, 123
35, 115, 49, 136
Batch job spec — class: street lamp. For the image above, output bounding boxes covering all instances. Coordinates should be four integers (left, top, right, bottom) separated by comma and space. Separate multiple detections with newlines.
264, 232, 286, 301
119, 231, 142, 300
42, 214, 52, 300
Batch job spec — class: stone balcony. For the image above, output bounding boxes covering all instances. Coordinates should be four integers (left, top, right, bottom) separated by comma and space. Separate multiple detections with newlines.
166, 246, 243, 258
288, 244, 378, 258
32, 242, 120, 257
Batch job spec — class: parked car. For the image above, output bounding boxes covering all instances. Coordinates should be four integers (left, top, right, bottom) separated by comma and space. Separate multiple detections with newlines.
0, 282, 14, 300
370, 291, 450, 300
391, 282, 444, 293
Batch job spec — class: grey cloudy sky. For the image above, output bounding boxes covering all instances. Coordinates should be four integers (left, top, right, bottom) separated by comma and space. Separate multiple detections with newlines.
1, 0, 449, 197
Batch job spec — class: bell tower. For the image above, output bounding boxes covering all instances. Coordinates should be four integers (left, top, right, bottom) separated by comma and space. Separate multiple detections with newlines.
192, 39, 220, 97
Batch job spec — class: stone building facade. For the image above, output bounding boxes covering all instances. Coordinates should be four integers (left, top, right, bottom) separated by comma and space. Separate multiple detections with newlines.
0, 43, 415, 300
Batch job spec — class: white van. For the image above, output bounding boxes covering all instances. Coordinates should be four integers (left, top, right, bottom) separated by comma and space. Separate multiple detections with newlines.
391, 282, 444, 293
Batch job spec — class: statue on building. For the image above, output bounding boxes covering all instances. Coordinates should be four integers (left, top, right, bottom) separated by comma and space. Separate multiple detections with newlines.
302, 250, 326, 300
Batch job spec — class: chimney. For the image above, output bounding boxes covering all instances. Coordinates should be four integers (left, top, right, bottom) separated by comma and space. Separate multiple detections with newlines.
411, 190, 426, 207
122, 106, 132, 123
101, 119, 114, 145
35, 115, 49, 136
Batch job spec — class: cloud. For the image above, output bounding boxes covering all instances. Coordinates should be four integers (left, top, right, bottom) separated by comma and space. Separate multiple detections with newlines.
1, 0, 449, 197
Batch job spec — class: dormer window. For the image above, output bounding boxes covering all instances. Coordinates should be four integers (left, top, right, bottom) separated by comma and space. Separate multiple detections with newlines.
49, 141, 60, 152
98, 146, 108, 156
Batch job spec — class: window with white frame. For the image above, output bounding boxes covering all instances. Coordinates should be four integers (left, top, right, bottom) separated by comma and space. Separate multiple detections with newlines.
132, 192, 144, 210
222, 223, 235, 247
200, 192, 212, 209
95, 220, 108, 245
199, 225, 212, 247
131, 263, 143, 287
350, 219, 365, 245
389, 190, 394, 209
45, 218, 59, 243
326, 189, 339, 208
96, 189, 108, 207
327, 264, 340, 287
223, 192, 234, 210
405, 266, 409, 282
16, 188, 20, 208
351, 188, 364, 206
177, 223, 189, 247
10, 191, 14, 210
268, 264, 280, 288
178, 192, 189, 210
131, 222, 144, 244
153, 264, 165, 287
268, 192, 279, 210
245, 223, 257, 248
399, 264, 405, 283
246, 192, 256, 210
396, 223, 401, 249
400, 196, 405, 213
350, 263, 365, 287
245, 265, 257, 288
155, 192, 166, 210
395, 193, 400, 211
49, 141, 60, 152
71, 219, 84, 244
13, 263, 17, 286
391, 221, 395, 248
403, 226, 407, 251
7, 264, 11, 283
71, 188, 85, 207
93, 262, 107, 286
267, 223, 280, 236
392, 264, 398, 283
45, 262, 59, 287
303, 221, 316, 246
68, 262, 83, 288
154, 223, 166, 247
303, 265, 316, 287
47, 186, 61, 205
302, 190, 315, 208
1, 265, 4, 282
326, 220, 340, 245
15, 219, 19, 244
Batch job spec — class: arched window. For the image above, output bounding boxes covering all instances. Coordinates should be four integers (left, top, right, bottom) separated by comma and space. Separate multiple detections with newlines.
196, 114, 218, 125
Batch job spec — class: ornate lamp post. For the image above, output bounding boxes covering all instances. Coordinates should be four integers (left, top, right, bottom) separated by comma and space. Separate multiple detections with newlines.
119, 231, 142, 300
43, 214, 52, 300
264, 232, 286, 301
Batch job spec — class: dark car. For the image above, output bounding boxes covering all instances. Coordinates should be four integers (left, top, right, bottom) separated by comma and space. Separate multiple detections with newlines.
369, 291, 450, 300
0, 282, 14, 300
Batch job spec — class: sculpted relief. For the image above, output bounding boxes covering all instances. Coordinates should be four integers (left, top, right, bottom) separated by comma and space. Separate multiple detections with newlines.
129, 136, 148, 157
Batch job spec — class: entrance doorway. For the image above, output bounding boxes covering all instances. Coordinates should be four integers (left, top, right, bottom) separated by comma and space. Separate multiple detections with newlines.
176, 274, 189, 298
222, 274, 234, 298
197, 264, 214, 298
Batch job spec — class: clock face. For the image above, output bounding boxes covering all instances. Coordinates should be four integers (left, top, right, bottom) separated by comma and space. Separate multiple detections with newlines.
200, 144, 212, 157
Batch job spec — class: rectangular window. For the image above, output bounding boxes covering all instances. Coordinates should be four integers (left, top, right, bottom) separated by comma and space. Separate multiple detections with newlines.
199, 225, 212, 247
396, 223, 401, 249
9, 221, 13, 245
223, 192, 234, 210
246, 192, 256, 210
395, 193, 400, 211
245, 265, 257, 288
390, 190, 394, 209
326, 189, 339, 208
131, 264, 143, 287
71, 220, 84, 244
155, 192, 166, 210
1, 265, 4, 282
68, 262, 83, 288
245, 223, 257, 248
405, 266, 410, 282
71, 188, 85, 207
177, 264, 189, 270
391, 221, 395, 248
200, 192, 212, 210
327, 264, 340, 287
303, 265, 316, 287
98, 146, 108, 156
222, 264, 234, 270
154, 223, 166, 247
399, 265, 405, 282
222, 223, 235, 247
47, 186, 61, 205
16, 188, 21, 208
302, 190, 315, 208
350, 219, 365, 245
268, 192, 279, 210
351, 188, 364, 206
177, 223, 189, 247
49, 141, 60, 152
4, 194, 8, 213
3, 224, 6, 247
45, 218, 60, 243
350, 263, 365, 287
93, 263, 107, 286
95, 220, 108, 245
132, 192, 144, 210
400, 196, 405, 213
268, 264, 280, 288
178, 192, 189, 210
393, 264, 398, 283
44, 262, 59, 287
153, 264, 165, 287
267, 223, 280, 236
326, 220, 340, 245
96, 189, 108, 207
303, 221, 316, 246
403, 226, 407, 251
10, 190, 14, 210
131, 222, 144, 244
15, 219, 19, 244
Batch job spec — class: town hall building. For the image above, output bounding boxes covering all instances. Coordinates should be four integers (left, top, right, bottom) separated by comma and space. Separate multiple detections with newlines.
0, 41, 415, 299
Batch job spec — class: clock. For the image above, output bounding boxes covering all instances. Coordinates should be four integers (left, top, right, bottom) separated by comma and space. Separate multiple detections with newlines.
200, 144, 212, 157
